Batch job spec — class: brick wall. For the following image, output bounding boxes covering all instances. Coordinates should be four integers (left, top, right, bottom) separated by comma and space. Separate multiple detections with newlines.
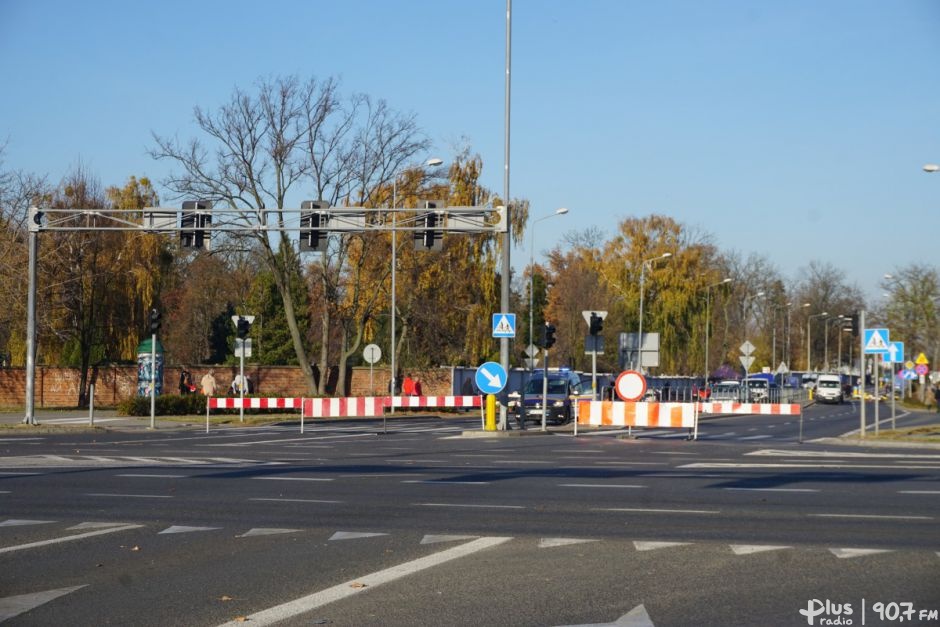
0, 365, 455, 408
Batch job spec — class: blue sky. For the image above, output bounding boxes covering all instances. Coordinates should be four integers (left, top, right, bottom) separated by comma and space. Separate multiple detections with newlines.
2, 0, 939, 300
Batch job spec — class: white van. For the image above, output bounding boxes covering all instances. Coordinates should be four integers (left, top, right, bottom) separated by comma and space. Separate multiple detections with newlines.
815, 374, 844, 404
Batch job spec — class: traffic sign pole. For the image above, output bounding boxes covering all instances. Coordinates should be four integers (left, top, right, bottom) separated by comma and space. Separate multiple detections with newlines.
859, 311, 866, 439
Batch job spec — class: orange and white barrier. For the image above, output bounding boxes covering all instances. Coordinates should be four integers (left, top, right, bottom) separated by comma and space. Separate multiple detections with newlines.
697, 402, 801, 415
577, 401, 696, 429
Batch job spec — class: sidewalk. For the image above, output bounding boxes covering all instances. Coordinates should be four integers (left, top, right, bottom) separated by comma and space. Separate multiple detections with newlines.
0, 409, 239, 432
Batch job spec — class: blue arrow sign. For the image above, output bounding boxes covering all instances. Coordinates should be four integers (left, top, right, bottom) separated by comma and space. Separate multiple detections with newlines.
883, 341, 904, 364
475, 361, 507, 394
492, 313, 516, 338
863, 328, 890, 354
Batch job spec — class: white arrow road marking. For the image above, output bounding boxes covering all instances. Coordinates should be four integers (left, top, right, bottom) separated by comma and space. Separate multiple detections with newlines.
633, 541, 690, 551
216, 536, 512, 627
0, 519, 54, 527
420, 534, 479, 545
830, 548, 893, 559
158, 525, 220, 535
554, 604, 656, 626
539, 538, 599, 548
328, 531, 388, 541
479, 366, 503, 388
237, 528, 301, 538
0, 524, 142, 554
67, 522, 136, 530
730, 544, 792, 555
0, 585, 87, 622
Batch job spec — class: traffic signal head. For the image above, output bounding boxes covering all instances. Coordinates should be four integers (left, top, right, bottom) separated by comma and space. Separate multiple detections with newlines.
542, 323, 557, 349
149, 308, 162, 334
300, 200, 329, 252
28, 207, 44, 232
589, 312, 603, 336
236, 316, 251, 339
850, 313, 859, 336
415, 201, 443, 251
180, 201, 212, 249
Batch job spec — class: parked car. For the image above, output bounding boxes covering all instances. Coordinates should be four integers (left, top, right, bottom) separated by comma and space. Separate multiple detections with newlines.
710, 382, 741, 401
814, 374, 844, 404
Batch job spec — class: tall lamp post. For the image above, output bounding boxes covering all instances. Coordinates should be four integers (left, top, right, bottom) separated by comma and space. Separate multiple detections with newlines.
390, 158, 443, 398
771, 302, 791, 372
807, 311, 828, 372
824, 315, 847, 372
703, 277, 732, 381
637, 252, 672, 372
528, 207, 569, 368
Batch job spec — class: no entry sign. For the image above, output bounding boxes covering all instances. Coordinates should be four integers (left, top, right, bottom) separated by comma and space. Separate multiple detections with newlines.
615, 370, 647, 402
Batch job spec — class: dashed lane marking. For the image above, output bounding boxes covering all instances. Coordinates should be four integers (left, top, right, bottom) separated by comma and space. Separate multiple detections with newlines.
559, 484, 647, 489
597, 508, 720, 515
730, 545, 792, 555
159, 525, 221, 534
238, 528, 302, 538
634, 541, 691, 551
539, 538, 599, 548
830, 548, 893, 559
415, 502, 525, 509
215, 536, 513, 627
724, 487, 820, 493
249, 497, 343, 504
0, 524, 142, 554
86, 493, 173, 499
0, 519, 54, 527
0, 586, 87, 622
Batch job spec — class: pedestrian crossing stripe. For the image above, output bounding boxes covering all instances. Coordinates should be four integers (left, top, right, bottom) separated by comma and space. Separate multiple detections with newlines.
491, 313, 516, 338
863, 328, 889, 353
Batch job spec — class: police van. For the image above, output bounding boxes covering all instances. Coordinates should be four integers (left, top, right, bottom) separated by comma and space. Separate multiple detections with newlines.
507, 369, 586, 425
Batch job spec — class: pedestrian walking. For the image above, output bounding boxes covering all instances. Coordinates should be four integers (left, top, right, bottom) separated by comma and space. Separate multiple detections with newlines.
200, 370, 219, 396
933, 383, 940, 413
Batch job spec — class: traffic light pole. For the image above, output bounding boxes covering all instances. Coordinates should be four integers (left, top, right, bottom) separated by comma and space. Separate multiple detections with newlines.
150, 332, 156, 429
22, 218, 39, 425
239, 347, 245, 423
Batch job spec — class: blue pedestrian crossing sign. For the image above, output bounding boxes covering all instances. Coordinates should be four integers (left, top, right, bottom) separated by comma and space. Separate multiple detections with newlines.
883, 341, 904, 364
475, 361, 507, 394
863, 328, 890, 354
492, 313, 516, 338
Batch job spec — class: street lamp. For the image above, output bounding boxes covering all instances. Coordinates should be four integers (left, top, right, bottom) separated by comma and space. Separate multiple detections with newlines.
704, 277, 732, 380
807, 311, 828, 372
390, 157, 443, 397
771, 302, 791, 373
528, 207, 569, 369
824, 315, 847, 372
637, 252, 672, 372
923, 164, 939, 173
742, 291, 765, 342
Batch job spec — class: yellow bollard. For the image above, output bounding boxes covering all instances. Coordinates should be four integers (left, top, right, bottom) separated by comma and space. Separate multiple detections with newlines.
485, 394, 497, 431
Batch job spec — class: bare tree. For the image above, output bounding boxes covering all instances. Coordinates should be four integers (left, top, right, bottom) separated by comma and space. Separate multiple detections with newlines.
151, 75, 429, 394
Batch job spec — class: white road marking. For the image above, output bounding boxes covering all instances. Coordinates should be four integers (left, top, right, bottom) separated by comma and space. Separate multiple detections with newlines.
749, 449, 940, 459
539, 538, 599, 548
811, 513, 932, 521
0, 524, 142, 554
116, 473, 189, 478
597, 508, 720, 515
729, 544, 792, 555
724, 488, 819, 493
402, 480, 490, 485
0, 471, 41, 476
215, 537, 512, 627
159, 525, 220, 534
67, 522, 135, 530
739, 435, 773, 440
416, 502, 525, 509
252, 476, 333, 482
900, 490, 940, 494
238, 528, 301, 538
421, 534, 479, 545
86, 493, 172, 499
249, 497, 343, 504
559, 484, 646, 489
680, 462, 940, 470
329, 531, 388, 541
0, 519, 54, 527
554, 604, 656, 627
0, 585, 87, 622
830, 548, 893, 559
634, 541, 690, 551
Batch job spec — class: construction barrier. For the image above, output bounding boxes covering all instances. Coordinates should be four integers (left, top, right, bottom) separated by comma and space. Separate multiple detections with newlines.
577, 401, 697, 429
208, 397, 303, 410
303, 396, 387, 418
697, 402, 801, 415
390, 395, 482, 409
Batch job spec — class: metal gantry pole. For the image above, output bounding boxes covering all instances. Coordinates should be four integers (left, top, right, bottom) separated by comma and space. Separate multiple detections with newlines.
150, 332, 156, 429
499, 0, 512, 430
23, 221, 38, 425
638, 263, 646, 372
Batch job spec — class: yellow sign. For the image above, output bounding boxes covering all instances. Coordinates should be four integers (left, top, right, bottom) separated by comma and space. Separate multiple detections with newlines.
905, 360, 915, 370
916, 352, 929, 365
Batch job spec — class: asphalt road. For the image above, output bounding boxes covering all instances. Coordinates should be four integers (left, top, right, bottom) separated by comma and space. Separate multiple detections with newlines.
1, 403, 938, 626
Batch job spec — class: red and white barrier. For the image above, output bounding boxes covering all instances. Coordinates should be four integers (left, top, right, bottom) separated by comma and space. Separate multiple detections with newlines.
303, 396, 387, 418
577, 401, 696, 429
390, 395, 482, 408
208, 397, 303, 410
697, 402, 801, 415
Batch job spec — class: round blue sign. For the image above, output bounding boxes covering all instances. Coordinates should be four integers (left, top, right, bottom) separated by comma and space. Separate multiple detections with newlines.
475, 361, 507, 394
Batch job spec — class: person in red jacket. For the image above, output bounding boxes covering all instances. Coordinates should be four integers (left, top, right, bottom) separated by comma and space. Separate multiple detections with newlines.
402, 375, 415, 396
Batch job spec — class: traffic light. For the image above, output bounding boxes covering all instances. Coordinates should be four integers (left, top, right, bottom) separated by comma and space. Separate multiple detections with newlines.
542, 323, 557, 349
850, 313, 859, 336
300, 200, 329, 252
589, 312, 603, 336
149, 308, 162, 334
181, 201, 212, 249
415, 201, 443, 251
236, 316, 251, 339
28, 206, 44, 232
